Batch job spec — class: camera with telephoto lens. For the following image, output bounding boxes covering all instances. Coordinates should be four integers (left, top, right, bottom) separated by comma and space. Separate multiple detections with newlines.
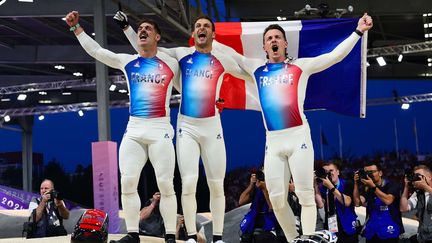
315, 167, 331, 182
48, 190, 62, 201
357, 168, 371, 180
405, 171, 422, 183
256, 170, 265, 181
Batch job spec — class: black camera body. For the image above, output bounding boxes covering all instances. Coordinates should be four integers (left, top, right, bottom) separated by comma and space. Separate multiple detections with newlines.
357, 168, 370, 180
406, 172, 422, 183
256, 171, 265, 181
49, 190, 62, 201
315, 167, 331, 181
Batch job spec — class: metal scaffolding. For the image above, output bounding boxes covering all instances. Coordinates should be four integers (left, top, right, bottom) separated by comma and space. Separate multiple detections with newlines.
0, 94, 182, 117
367, 92, 432, 106
367, 41, 432, 57
1, 92, 431, 118
0, 76, 125, 95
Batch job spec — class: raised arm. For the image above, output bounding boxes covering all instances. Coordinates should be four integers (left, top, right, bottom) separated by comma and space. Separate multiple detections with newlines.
299, 13, 373, 74
66, 11, 126, 70
399, 177, 411, 212
124, 25, 140, 53
239, 174, 257, 206
114, 11, 181, 59
353, 172, 366, 207
213, 40, 259, 76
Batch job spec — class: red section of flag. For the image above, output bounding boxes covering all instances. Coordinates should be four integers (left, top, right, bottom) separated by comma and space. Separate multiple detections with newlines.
215, 22, 246, 110
220, 74, 246, 109
214, 22, 244, 54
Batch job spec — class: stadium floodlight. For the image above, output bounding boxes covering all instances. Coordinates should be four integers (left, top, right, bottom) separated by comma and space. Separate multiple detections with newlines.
109, 84, 117, 91
398, 54, 403, 62
73, 72, 83, 77
17, 94, 27, 101
401, 103, 410, 110
376, 56, 386, 66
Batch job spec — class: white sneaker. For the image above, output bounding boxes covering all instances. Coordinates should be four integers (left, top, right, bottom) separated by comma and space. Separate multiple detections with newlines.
213, 241, 225, 243
185, 239, 197, 243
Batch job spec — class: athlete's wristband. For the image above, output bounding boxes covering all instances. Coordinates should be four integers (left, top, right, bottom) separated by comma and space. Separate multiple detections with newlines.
355, 29, 363, 37
329, 187, 337, 193
369, 186, 377, 193
69, 23, 81, 32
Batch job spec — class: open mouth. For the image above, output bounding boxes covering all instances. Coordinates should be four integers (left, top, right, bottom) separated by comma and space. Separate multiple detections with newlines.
272, 45, 278, 52
139, 33, 148, 40
198, 33, 206, 40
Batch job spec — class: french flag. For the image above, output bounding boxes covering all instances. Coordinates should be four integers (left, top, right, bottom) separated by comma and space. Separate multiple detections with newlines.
210, 18, 367, 118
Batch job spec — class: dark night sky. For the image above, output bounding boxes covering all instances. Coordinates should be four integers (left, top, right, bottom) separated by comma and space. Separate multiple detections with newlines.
1, 79, 432, 172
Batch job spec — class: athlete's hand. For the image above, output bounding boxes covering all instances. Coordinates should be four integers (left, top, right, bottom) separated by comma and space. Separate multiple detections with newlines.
357, 13, 373, 33
65, 11, 80, 28
113, 11, 129, 30
216, 98, 225, 113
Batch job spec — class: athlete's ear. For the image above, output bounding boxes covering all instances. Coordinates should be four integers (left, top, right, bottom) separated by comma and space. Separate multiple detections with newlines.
212, 31, 216, 39
155, 34, 161, 42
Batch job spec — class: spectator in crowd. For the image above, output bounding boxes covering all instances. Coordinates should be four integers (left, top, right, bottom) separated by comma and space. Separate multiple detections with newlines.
139, 192, 206, 242
28, 179, 69, 238
353, 161, 403, 243
238, 169, 279, 243
176, 215, 206, 243
400, 164, 432, 243
139, 192, 165, 238
315, 162, 359, 243
288, 179, 302, 235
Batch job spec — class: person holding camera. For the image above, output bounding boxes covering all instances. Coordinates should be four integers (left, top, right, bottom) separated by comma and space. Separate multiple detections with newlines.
353, 161, 403, 243
400, 164, 432, 243
27, 179, 69, 238
139, 192, 165, 238
314, 162, 359, 243
238, 169, 279, 243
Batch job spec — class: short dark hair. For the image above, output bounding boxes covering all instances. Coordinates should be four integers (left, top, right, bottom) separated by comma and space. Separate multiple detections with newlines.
137, 18, 161, 35
363, 161, 382, 171
192, 15, 215, 31
263, 24, 287, 43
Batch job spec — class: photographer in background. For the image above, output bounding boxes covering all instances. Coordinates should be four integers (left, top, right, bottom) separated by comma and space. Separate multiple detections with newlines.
139, 192, 164, 237
353, 161, 403, 243
239, 168, 279, 243
28, 179, 69, 238
315, 162, 359, 243
400, 165, 432, 243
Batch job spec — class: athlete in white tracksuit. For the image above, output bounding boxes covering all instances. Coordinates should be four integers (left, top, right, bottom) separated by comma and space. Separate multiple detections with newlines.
123, 16, 248, 243
66, 11, 180, 243
215, 14, 373, 242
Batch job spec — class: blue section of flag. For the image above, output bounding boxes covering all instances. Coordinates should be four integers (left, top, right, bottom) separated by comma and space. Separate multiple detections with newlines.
298, 18, 362, 117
